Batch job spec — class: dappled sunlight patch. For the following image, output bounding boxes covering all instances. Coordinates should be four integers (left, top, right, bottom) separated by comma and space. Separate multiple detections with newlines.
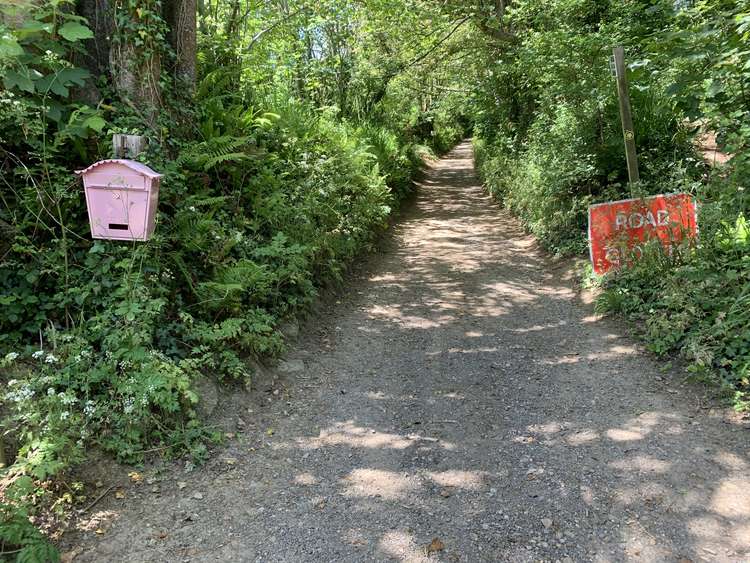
565, 429, 600, 446
687, 515, 726, 541
585, 345, 639, 361
294, 472, 318, 486
368, 273, 404, 283
606, 428, 645, 442
510, 320, 568, 333
438, 391, 465, 400
426, 470, 488, 490
611, 482, 671, 506
580, 485, 596, 505
618, 524, 672, 561
711, 478, 750, 518
341, 469, 417, 500
541, 355, 580, 366
730, 523, 750, 548
406, 433, 457, 451
295, 421, 413, 450
377, 529, 430, 563
366, 304, 451, 329
606, 412, 682, 443
75, 510, 118, 533
610, 455, 672, 474
527, 421, 566, 435
481, 281, 537, 303
713, 451, 749, 471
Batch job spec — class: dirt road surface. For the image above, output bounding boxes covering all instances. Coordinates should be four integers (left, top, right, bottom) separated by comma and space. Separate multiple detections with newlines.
65, 142, 750, 562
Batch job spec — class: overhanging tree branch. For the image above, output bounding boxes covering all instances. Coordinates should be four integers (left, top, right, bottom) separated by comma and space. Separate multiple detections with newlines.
245, 5, 309, 52
403, 16, 470, 70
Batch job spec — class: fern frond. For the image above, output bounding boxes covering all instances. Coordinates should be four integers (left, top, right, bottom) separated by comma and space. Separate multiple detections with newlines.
177, 136, 255, 171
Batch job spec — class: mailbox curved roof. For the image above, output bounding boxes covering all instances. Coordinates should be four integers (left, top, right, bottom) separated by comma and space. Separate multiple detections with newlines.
75, 159, 163, 178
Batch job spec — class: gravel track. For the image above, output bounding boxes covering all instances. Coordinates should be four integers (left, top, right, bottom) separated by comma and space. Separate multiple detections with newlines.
65, 142, 750, 563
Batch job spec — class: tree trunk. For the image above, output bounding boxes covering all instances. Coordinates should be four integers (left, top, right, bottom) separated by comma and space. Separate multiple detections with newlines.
74, 0, 113, 104
76, 0, 114, 78
110, 41, 162, 125
108, 1, 164, 125
164, 0, 197, 90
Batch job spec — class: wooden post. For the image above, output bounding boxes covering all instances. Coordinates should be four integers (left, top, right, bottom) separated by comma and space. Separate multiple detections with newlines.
613, 46, 640, 186
113, 134, 147, 159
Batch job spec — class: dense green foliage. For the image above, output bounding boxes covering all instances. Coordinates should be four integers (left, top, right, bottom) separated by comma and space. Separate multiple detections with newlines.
472, 1, 699, 254
471, 0, 750, 406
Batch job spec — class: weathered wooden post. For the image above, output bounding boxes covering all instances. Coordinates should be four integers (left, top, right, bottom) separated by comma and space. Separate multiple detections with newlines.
113, 134, 147, 159
612, 46, 640, 186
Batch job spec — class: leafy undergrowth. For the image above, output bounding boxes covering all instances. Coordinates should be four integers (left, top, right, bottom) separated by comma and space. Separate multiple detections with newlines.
595, 211, 750, 409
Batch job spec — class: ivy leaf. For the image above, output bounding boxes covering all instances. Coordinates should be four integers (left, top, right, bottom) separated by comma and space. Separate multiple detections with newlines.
3, 69, 35, 93
58, 21, 94, 42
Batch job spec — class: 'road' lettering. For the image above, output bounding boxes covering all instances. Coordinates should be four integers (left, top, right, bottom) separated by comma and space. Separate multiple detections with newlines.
615, 210, 669, 230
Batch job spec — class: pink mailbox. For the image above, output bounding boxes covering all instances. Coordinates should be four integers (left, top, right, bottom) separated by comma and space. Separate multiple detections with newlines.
76, 159, 162, 241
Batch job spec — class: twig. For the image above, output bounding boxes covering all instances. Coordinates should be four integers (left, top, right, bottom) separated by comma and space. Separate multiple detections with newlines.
429, 420, 459, 424
79, 485, 114, 513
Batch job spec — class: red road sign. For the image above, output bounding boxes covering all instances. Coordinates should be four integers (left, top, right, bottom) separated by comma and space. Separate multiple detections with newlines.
588, 193, 698, 275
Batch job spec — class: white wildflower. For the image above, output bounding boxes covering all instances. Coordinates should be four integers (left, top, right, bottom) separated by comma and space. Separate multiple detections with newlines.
61, 394, 77, 406
47, 387, 55, 396
45, 354, 58, 364
32, 350, 45, 360
84, 400, 96, 417
10, 385, 35, 402
4, 352, 19, 362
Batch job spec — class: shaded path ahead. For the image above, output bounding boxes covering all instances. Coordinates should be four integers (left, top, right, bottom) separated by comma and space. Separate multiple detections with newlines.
70, 142, 750, 562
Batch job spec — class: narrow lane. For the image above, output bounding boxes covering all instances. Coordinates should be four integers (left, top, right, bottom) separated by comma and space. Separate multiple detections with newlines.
71, 142, 750, 563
